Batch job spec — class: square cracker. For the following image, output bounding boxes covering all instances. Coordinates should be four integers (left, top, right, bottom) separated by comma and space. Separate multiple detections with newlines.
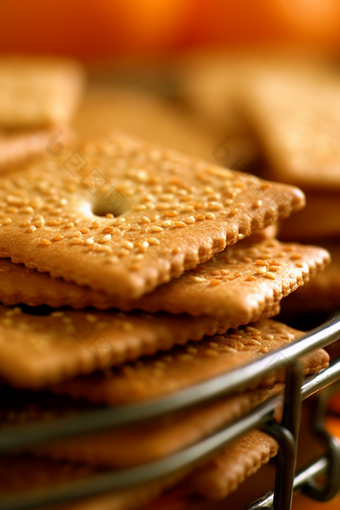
9, 384, 284, 469
0, 306, 229, 388
0, 133, 305, 299
0, 229, 280, 310
0, 126, 76, 170
0, 56, 84, 128
177, 50, 326, 136
186, 429, 278, 500
241, 66, 340, 190
114, 240, 329, 317
0, 430, 277, 510
0, 455, 191, 510
73, 86, 220, 162
49, 319, 329, 406
0, 240, 329, 322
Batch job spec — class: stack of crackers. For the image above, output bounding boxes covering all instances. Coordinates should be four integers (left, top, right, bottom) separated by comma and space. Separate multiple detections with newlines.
180, 51, 340, 321
0, 55, 334, 510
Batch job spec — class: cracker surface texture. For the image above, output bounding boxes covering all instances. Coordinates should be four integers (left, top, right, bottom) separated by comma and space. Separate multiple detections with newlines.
0, 134, 305, 299
49, 319, 329, 405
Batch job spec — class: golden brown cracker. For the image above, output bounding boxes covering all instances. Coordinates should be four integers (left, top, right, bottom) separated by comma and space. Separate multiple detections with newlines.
0, 455, 96, 494
115, 240, 329, 317
15, 385, 283, 469
187, 429, 278, 500
0, 56, 84, 128
0, 133, 305, 300
0, 240, 328, 322
0, 455, 190, 510
73, 86, 220, 162
178, 50, 250, 134
281, 243, 340, 313
0, 306, 228, 388
241, 66, 340, 190
246, 223, 278, 243
0, 385, 100, 422
49, 320, 329, 405
177, 50, 325, 136
75, 86, 260, 175
0, 126, 76, 170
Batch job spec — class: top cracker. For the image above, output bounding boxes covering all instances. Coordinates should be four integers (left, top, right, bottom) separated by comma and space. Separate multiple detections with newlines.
0, 56, 84, 128
0, 134, 305, 299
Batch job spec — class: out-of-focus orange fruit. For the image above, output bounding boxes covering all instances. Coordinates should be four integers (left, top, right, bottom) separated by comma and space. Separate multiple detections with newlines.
104, 0, 192, 53
185, 0, 340, 49
272, 0, 340, 43
0, 0, 339, 56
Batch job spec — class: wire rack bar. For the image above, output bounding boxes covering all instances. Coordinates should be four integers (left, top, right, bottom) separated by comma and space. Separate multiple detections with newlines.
1, 350, 340, 510
1, 317, 340, 454
245, 456, 329, 509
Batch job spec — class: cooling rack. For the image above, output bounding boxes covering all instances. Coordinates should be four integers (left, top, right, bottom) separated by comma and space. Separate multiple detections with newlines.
1, 316, 340, 510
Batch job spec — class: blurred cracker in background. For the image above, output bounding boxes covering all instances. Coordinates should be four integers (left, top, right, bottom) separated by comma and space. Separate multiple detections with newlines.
73, 84, 258, 166
0, 56, 84, 129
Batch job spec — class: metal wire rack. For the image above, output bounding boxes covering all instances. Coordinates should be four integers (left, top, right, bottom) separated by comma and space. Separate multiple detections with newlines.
1, 316, 340, 510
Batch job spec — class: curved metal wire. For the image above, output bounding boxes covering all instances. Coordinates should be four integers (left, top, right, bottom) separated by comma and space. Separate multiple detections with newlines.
0, 317, 340, 510
1, 317, 340, 453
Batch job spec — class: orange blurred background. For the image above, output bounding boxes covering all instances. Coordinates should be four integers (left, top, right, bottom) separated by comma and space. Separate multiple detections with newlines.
0, 0, 340, 59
